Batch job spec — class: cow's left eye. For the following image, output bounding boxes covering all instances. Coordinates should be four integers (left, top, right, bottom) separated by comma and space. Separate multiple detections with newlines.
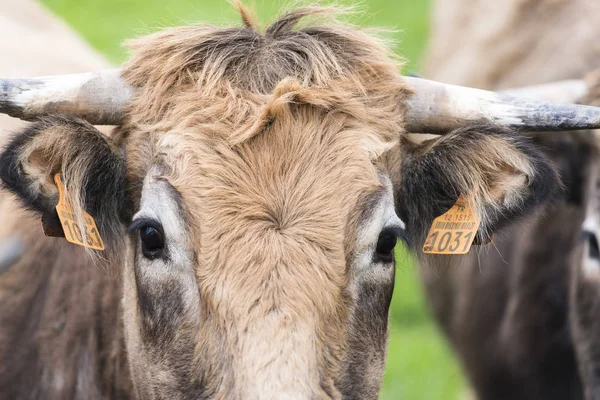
140, 225, 165, 259
374, 228, 398, 263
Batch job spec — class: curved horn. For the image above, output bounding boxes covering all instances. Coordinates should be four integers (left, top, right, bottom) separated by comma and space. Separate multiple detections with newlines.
404, 77, 600, 134
0, 69, 133, 125
3, 71, 600, 132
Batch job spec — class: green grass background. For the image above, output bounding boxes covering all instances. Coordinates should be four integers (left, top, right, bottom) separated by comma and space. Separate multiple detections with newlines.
39, 1, 466, 398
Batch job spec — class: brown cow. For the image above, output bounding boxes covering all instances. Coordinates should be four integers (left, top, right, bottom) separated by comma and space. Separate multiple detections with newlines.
1, 3, 596, 399
421, 1, 600, 399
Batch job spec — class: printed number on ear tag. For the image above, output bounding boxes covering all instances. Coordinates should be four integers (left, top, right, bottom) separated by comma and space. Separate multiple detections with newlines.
422, 196, 480, 255
54, 173, 105, 250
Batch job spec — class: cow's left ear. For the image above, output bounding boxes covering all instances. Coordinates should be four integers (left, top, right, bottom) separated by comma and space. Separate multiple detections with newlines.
0, 116, 127, 244
391, 125, 559, 250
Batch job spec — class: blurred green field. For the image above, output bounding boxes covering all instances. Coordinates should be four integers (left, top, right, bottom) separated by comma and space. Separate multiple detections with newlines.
40, 0, 466, 398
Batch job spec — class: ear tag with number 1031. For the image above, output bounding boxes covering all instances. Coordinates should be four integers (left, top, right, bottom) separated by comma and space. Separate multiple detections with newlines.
422, 196, 480, 255
54, 173, 105, 250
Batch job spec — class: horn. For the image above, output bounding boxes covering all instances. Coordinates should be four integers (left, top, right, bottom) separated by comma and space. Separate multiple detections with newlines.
0, 69, 133, 125
500, 80, 589, 103
3, 70, 600, 132
404, 77, 600, 134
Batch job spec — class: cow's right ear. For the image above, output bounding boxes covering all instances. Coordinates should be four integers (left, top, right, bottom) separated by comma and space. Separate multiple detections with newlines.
0, 116, 127, 243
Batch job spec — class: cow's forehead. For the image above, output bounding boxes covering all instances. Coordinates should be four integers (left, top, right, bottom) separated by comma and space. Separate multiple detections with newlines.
147, 102, 390, 241
120, 76, 403, 246
118, 13, 411, 223
123, 102, 399, 325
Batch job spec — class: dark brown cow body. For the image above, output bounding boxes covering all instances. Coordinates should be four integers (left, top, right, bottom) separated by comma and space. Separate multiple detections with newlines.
0, 2, 130, 398
0, 239, 130, 399
422, 1, 600, 399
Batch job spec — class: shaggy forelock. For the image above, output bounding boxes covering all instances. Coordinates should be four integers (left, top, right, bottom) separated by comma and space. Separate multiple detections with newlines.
120, 4, 411, 132
120, 2, 412, 240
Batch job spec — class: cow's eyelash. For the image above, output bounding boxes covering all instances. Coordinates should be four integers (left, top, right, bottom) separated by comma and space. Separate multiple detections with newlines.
382, 225, 408, 244
127, 217, 163, 234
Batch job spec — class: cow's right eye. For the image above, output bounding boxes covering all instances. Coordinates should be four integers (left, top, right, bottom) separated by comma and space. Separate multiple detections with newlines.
128, 219, 165, 259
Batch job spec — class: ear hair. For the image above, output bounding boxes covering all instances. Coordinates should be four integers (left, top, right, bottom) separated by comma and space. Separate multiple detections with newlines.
0, 116, 129, 249
394, 125, 559, 250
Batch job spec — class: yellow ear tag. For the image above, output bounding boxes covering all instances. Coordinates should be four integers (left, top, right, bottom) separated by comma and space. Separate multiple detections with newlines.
422, 195, 480, 255
54, 173, 105, 250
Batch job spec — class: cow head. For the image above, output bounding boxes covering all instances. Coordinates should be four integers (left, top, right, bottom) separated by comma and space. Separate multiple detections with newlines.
1, 5, 595, 399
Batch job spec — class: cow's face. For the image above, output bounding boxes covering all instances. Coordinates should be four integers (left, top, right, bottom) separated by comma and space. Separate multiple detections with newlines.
118, 105, 403, 399
0, 8, 559, 400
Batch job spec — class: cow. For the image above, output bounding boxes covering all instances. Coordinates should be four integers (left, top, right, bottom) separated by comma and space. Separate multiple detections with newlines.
1, 3, 598, 399
420, 0, 600, 399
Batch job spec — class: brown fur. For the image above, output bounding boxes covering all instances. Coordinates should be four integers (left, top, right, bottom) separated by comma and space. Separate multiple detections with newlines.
422, 1, 600, 399
0, 232, 131, 399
